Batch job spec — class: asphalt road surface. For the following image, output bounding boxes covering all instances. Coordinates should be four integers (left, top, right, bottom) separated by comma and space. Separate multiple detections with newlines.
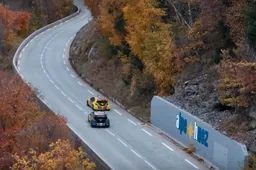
15, 1, 210, 170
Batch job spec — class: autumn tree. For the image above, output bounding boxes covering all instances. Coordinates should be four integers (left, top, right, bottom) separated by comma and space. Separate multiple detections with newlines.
217, 50, 256, 107
123, 0, 182, 94
13, 114, 71, 155
11, 139, 96, 170
0, 4, 30, 53
84, 0, 100, 17
0, 72, 44, 168
245, 153, 256, 170
97, 0, 127, 46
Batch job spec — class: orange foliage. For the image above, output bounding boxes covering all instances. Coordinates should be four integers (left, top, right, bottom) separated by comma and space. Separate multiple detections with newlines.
217, 50, 256, 107
13, 114, 70, 155
12, 139, 96, 170
223, 0, 246, 46
0, 4, 30, 52
0, 71, 44, 168
96, 0, 126, 46
84, 0, 100, 17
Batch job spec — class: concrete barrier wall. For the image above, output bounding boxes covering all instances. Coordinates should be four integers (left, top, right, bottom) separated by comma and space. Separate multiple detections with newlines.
151, 96, 248, 170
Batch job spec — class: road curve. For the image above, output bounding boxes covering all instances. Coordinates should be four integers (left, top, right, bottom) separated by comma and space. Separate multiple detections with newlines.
14, 1, 210, 170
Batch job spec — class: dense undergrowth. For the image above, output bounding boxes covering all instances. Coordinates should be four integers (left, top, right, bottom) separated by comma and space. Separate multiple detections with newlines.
0, 1, 96, 169
81, 0, 256, 168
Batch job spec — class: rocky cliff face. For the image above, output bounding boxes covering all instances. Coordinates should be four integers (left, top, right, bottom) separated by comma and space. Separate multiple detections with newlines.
70, 20, 256, 153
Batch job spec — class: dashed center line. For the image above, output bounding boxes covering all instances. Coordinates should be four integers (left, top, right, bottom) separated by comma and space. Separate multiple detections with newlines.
106, 129, 115, 136
63, 54, 65, 58
76, 104, 82, 111
71, 74, 75, 78
78, 82, 83, 86
87, 90, 94, 95
185, 159, 199, 169
61, 91, 66, 96
144, 160, 157, 170
66, 67, 70, 71
131, 149, 142, 158
50, 79, 54, 84
162, 142, 174, 152
55, 85, 60, 90
117, 138, 127, 147
142, 128, 152, 136
68, 98, 74, 103
114, 109, 122, 115
63, 61, 66, 64
128, 119, 136, 125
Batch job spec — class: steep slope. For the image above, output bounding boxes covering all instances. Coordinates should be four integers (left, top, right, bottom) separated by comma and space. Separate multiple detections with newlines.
70, 21, 256, 154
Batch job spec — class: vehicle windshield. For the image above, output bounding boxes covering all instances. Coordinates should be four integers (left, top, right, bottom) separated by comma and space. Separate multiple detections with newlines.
94, 115, 107, 121
97, 100, 108, 105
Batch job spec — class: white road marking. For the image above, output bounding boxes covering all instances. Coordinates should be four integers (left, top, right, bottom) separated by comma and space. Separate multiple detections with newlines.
22, 48, 25, 52
128, 119, 136, 126
162, 142, 174, 152
142, 128, 152, 136
145, 160, 156, 170
131, 149, 142, 158
78, 82, 83, 86
17, 66, 20, 71
63, 54, 65, 58
76, 104, 83, 111
30, 39, 33, 43
84, 111, 88, 115
68, 98, 74, 103
114, 109, 122, 115
18, 60, 20, 65
106, 129, 115, 136
55, 85, 60, 90
19, 54, 22, 58
20, 74, 24, 79
46, 74, 50, 79
61, 91, 66, 96
71, 74, 75, 78
185, 159, 199, 169
43, 70, 47, 74
50, 79, 54, 84
88, 90, 94, 95
64, 48, 66, 52
117, 138, 127, 147
66, 67, 70, 71
63, 61, 66, 64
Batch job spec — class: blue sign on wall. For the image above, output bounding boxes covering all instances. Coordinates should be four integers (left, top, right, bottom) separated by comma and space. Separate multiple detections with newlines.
176, 112, 209, 147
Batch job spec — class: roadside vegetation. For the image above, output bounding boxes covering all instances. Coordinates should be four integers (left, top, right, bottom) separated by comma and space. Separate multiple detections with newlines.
0, 1, 96, 169
84, 0, 256, 107
72, 0, 256, 164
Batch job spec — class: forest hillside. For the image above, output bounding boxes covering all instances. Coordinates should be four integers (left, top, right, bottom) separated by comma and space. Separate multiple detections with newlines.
70, 0, 256, 161
0, 1, 96, 169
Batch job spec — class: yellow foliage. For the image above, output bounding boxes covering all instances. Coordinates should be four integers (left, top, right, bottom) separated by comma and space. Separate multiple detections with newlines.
123, 0, 165, 57
245, 153, 256, 170
142, 23, 182, 94
93, 0, 183, 94
11, 139, 96, 170
217, 58, 256, 108
96, 0, 126, 46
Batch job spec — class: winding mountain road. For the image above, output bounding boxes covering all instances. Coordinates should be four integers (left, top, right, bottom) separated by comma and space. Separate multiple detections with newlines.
14, 1, 210, 170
